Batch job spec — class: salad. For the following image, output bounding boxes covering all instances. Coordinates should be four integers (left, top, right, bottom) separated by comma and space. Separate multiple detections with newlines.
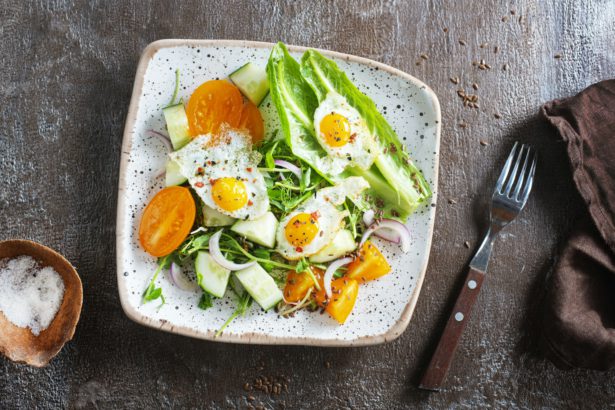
138, 42, 431, 335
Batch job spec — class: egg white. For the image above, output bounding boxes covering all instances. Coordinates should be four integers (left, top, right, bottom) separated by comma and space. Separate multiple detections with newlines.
169, 128, 269, 220
313, 92, 378, 171
276, 177, 369, 260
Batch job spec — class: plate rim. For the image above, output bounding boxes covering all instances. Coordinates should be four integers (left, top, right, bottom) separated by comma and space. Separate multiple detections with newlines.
116, 39, 441, 346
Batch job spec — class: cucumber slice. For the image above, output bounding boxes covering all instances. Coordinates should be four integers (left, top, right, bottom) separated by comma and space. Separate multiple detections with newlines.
203, 205, 236, 227
163, 103, 191, 150
230, 211, 278, 248
165, 159, 187, 186
229, 62, 270, 106
195, 251, 231, 298
309, 229, 357, 263
235, 263, 283, 311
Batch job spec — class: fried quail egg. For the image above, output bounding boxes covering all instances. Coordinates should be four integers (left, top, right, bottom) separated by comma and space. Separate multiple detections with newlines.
276, 177, 369, 260
169, 127, 269, 220
313, 92, 378, 171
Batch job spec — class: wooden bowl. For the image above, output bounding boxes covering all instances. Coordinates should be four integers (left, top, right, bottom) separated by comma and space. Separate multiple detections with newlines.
0, 240, 83, 367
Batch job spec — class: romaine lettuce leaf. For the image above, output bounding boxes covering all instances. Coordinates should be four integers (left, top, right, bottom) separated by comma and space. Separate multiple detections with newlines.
266, 43, 416, 220
266, 43, 328, 179
300, 49, 431, 212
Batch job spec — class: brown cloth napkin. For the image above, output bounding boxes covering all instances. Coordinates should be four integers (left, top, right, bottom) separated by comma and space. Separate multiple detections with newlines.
540, 80, 615, 370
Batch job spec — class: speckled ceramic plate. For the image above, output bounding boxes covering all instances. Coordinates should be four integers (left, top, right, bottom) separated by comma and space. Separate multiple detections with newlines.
117, 39, 440, 346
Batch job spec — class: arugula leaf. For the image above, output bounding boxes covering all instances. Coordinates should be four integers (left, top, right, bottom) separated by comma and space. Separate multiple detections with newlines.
198, 292, 214, 310
178, 233, 211, 258
300, 166, 311, 191
252, 248, 274, 272
265, 139, 278, 169
295, 257, 310, 273
142, 253, 175, 306
299, 49, 431, 213
215, 292, 253, 337
294, 257, 321, 291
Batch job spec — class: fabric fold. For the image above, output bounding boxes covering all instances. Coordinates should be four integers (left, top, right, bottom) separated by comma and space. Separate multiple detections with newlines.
540, 79, 615, 370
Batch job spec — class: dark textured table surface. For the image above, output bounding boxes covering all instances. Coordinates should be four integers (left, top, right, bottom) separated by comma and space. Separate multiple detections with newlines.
1, 1, 615, 408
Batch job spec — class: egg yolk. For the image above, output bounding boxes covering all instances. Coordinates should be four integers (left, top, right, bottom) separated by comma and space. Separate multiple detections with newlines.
285, 213, 320, 248
211, 177, 248, 212
320, 112, 351, 147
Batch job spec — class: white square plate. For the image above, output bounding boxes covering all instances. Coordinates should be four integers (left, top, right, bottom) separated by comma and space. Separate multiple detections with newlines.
117, 40, 440, 346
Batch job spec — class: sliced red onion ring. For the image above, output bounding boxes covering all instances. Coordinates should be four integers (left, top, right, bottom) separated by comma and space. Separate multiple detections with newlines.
147, 129, 173, 152
274, 159, 302, 180
324, 257, 354, 299
169, 262, 198, 291
362, 210, 401, 243
209, 230, 256, 271
360, 219, 411, 253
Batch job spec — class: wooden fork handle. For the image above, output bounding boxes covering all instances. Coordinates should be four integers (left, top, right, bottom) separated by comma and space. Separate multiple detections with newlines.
419, 267, 486, 391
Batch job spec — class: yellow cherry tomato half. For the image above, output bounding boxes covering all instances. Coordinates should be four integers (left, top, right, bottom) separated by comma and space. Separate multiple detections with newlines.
139, 186, 196, 257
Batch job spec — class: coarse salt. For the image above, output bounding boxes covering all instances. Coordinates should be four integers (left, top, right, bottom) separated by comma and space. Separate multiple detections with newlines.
0, 255, 65, 336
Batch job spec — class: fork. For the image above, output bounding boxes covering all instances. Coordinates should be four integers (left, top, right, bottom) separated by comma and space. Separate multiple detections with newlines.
419, 142, 537, 391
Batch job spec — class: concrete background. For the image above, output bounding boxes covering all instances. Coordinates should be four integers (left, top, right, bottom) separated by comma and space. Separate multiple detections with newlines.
1, 0, 614, 408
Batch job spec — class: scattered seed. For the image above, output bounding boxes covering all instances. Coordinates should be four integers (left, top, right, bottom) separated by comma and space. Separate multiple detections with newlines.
480, 140, 489, 146
458, 121, 467, 128
502, 63, 509, 71
448, 198, 458, 205
325, 361, 331, 369
472, 83, 478, 90
494, 112, 502, 119
244, 383, 251, 391
415, 61, 422, 66
420, 53, 429, 60
464, 241, 471, 248
518, 15, 523, 23
480, 42, 489, 48
248, 395, 256, 402
459, 39, 467, 46
554, 53, 562, 59
502, 16, 509, 22
450, 76, 460, 85
494, 46, 499, 54
484, 63, 492, 69
510, 9, 516, 15
443, 27, 449, 33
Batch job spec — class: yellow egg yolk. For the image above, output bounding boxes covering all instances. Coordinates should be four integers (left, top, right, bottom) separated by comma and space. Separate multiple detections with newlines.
284, 213, 320, 249
320, 112, 351, 147
211, 177, 248, 211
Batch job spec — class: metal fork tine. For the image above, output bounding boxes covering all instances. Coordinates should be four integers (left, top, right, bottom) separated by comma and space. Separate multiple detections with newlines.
519, 151, 537, 204
495, 142, 518, 193
503, 144, 525, 196
513, 146, 531, 200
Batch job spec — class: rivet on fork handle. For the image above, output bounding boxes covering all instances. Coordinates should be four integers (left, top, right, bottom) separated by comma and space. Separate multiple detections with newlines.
419, 266, 486, 391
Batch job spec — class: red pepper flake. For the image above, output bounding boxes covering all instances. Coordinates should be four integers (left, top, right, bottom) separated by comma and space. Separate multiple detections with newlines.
295, 246, 303, 252
246, 167, 253, 172
248, 200, 253, 206
196, 167, 204, 176
195, 181, 204, 188
310, 211, 320, 220
209, 178, 216, 185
